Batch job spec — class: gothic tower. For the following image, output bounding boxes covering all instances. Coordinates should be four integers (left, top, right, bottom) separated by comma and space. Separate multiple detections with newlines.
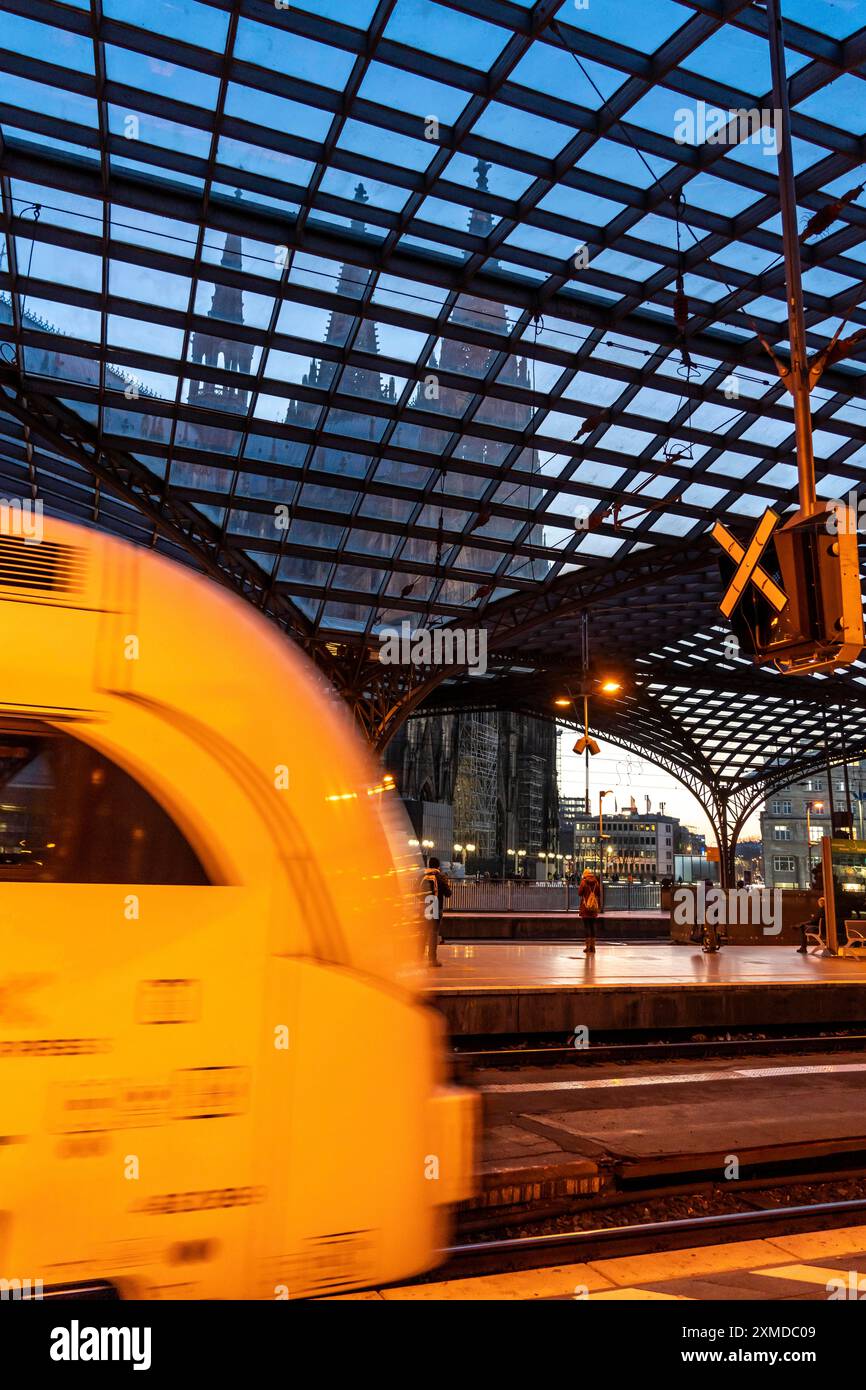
188, 202, 254, 414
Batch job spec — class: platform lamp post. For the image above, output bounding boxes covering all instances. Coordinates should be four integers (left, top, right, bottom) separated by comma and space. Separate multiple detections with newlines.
538, 850, 560, 881
598, 790, 613, 876
806, 800, 824, 884
453, 842, 475, 874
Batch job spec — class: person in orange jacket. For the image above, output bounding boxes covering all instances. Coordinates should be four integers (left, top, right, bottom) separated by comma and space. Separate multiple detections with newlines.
578, 867, 602, 956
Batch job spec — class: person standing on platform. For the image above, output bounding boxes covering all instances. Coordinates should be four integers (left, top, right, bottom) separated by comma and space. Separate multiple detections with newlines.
578, 866, 602, 956
420, 856, 451, 967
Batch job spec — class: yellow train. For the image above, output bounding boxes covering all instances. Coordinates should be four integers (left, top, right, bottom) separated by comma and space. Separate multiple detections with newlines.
0, 513, 477, 1299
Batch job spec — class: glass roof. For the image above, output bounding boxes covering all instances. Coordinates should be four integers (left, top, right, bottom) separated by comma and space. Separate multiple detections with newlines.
2, 0, 866, 781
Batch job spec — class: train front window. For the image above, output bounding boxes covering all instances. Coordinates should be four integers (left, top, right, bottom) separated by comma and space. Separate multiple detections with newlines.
0, 726, 210, 885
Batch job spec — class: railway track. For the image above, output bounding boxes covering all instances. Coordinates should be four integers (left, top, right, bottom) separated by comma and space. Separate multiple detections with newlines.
435, 1196, 866, 1281
454, 1029, 866, 1069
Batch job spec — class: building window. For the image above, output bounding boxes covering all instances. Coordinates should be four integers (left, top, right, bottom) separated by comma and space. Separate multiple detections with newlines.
773, 856, 796, 873
805, 779, 824, 792
771, 800, 792, 814
773, 825, 792, 841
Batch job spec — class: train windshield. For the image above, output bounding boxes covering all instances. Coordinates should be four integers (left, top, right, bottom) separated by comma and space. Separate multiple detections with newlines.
0, 723, 210, 885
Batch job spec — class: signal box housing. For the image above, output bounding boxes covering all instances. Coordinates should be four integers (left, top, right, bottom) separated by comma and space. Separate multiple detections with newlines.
722, 511, 863, 675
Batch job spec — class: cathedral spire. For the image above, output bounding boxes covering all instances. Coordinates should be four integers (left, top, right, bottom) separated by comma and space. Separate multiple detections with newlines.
290, 180, 386, 423
188, 191, 253, 412
468, 159, 493, 239
350, 182, 370, 235
210, 190, 245, 319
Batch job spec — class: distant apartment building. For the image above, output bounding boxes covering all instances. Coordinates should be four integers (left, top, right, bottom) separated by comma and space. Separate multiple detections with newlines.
760, 763, 866, 889
573, 811, 678, 879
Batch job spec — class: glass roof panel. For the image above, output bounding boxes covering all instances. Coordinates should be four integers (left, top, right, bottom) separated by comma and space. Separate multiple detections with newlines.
471, 102, 577, 158
556, 0, 687, 50
2, 12, 94, 73
1, 0, 865, 745
103, 45, 220, 108
357, 63, 471, 124
383, 0, 511, 68
234, 18, 355, 89
510, 46, 624, 107
103, 0, 231, 50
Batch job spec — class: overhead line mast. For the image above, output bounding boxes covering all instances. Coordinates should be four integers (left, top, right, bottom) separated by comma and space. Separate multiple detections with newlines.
711, 0, 864, 675
766, 0, 817, 519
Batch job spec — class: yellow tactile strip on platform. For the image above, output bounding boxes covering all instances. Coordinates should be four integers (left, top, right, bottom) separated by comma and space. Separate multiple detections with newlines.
754, 1264, 859, 1287
760, 1224, 866, 1260
583, 1239, 789, 1288
377, 1264, 616, 1301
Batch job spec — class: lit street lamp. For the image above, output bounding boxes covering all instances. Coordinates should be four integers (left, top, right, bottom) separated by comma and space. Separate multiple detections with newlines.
598, 789, 613, 874
453, 841, 475, 872
806, 799, 824, 882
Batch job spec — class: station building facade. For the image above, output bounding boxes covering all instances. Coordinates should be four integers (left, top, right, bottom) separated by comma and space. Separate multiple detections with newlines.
572, 811, 679, 880
760, 763, 866, 889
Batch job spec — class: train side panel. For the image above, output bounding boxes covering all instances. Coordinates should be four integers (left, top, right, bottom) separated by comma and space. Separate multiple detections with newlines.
0, 882, 267, 1299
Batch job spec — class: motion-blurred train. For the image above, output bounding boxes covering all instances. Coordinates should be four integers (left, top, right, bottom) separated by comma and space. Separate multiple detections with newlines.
0, 514, 477, 1299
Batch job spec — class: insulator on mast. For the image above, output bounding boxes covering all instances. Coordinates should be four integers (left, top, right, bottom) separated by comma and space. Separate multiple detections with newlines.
673, 272, 689, 335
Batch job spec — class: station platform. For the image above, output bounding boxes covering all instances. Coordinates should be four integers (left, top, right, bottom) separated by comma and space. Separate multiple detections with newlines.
427, 942, 866, 1036
443, 911, 667, 941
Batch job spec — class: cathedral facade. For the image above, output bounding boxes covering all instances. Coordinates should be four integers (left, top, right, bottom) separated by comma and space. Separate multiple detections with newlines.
2, 169, 559, 873
385, 709, 559, 876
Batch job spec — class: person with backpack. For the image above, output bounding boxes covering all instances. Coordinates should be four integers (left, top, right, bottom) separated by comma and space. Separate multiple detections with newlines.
419, 856, 452, 967
578, 867, 602, 956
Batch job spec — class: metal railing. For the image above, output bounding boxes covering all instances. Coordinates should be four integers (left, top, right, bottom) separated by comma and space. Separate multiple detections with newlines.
448, 880, 662, 913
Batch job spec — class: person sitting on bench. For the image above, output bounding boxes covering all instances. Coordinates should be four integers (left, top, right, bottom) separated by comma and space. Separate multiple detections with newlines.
796, 897, 825, 954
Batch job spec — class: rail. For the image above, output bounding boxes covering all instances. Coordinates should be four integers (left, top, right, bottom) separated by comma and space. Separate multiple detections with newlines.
449, 880, 662, 912
438, 1196, 866, 1278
